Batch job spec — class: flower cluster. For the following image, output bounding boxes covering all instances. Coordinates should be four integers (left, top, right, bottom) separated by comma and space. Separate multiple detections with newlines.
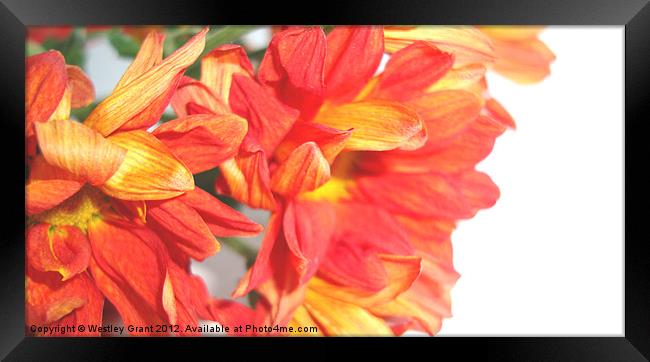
25, 26, 553, 336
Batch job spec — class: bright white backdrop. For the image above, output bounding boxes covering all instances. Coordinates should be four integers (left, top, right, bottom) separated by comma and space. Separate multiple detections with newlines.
84, 26, 625, 336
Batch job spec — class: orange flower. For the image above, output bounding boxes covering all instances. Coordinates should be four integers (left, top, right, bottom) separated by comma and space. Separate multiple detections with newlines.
25, 28, 262, 336
173, 26, 518, 335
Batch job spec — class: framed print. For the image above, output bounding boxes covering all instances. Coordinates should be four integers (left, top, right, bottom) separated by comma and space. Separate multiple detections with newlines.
1, 0, 648, 360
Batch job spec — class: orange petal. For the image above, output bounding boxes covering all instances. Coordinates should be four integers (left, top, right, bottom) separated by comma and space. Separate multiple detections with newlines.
101, 130, 194, 200
178, 187, 263, 237
84, 28, 208, 136
355, 170, 500, 219
485, 97, 517, 129
204, 299, 256, 336
114, 31, 164, 89
324, 26, 384, 103
383, 26, 495, 66
407, 90, 482, 145
34, 118, 127, 185
26, 269, 94, 326
152, 113, 248, 174
303, 286, 392, 336
258, 26, 326, 98
230, 75, 299, 154
147, 197, 220, 261
201, 44, 254, 104
87, 216, 173, 333
370, 41, 453, 102
270, 142, 330, 197
26, 180, 83, 215
313, 100, 423, 152
66, 65, 95, 109
217, 138, 276, 210
479, 26, 544, 40
491, 37, 556, 84
170, 76, 230, 117
361, 114, 506, 174
26, 224, 91, 281
283, 200, 336, 283
232, 210, 283, 298
428, 63, 487, 92
26, 50, 67, 127
312, 254, 421, 308
275, 122, 351, 164
46, 274, 104, 336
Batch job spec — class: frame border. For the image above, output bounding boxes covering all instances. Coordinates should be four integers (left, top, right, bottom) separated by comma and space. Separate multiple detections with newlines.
1, 0, 647, 360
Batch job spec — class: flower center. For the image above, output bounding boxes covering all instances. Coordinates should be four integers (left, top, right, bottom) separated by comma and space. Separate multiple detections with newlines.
30, 186, 109, 232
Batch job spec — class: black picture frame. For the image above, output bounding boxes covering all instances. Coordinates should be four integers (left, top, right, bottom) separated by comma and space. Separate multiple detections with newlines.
1, 0, 647, 360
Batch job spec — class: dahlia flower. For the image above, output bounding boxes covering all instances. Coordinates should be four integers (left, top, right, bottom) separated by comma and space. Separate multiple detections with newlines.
25, 28, 262, 336
170, 25, 531, 335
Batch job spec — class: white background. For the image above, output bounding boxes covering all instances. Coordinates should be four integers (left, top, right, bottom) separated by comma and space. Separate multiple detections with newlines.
84, 26, 625, 336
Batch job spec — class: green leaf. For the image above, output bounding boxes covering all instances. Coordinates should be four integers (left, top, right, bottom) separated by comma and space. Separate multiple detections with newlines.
108, 29, 141, 58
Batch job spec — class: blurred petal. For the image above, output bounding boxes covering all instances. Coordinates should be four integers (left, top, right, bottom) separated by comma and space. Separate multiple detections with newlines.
34, 118, 127, 185
101, 130, 194, 200
66, 65, 95, 109
26, 224, 91, 281
383, 26, 495, 66
428, 63, 487, 92
324, 26, 384, 102
178, 187, 263, 237
84, 28, 207, 136
270, 142, 330, 197
312, 254, 421, 308
304, 287, 392, 335
313, 100, 423, 151
153, 113, 248, 174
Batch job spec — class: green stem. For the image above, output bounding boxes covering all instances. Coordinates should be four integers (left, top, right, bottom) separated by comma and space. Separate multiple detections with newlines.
220, 237, 258, 265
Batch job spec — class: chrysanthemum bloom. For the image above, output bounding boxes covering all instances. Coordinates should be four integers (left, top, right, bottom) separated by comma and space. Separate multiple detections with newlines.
25, 28, 262, 336
171, 25, 530, 335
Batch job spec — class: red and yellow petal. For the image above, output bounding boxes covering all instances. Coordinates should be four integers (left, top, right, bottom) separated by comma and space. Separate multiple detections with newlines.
170, 76, 230, 117
201, 44, 254, 104
270, 142, 331, 197
152, 113, 248, 174
275, 122, 351, 164
101, 130, 194, 200
370, 41, 453, 102
324, 26, 384, 103
217, 138, 276, 210
84, 28, 208, 136
313, 100, 424, 152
